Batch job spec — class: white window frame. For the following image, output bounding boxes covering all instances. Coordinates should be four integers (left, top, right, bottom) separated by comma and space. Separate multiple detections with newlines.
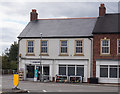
101, 39, 110, 55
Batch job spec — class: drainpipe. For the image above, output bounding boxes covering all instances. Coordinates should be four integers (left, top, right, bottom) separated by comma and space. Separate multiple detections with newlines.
17, 39, 20, 73
88, 38, 93, 78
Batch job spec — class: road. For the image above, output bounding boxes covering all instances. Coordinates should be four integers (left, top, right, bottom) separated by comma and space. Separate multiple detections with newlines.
2, 75, 119, 93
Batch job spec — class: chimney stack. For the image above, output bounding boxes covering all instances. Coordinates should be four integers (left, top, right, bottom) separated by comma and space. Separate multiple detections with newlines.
30, 9, 38, 21
99, 4, 106, 16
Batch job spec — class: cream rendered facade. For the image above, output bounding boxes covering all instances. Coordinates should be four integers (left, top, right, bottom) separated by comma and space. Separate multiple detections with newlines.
19, 38, 93, 82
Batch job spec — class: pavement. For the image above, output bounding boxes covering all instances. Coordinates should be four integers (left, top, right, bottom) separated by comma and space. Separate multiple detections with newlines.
1, 75, 120, 93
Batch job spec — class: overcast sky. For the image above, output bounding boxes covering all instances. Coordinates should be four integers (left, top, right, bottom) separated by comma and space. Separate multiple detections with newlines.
0, 0, 119, 55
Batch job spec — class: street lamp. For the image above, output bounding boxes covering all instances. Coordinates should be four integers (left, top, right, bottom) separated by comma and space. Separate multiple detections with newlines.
40, 33, 42, 82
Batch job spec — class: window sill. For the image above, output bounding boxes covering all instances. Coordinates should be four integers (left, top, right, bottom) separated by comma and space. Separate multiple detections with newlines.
74, 54, 84, 56
100, 54, 111, 56
59, 54, 69, 56
26, 54, 35, 56
39, 54, 49, 56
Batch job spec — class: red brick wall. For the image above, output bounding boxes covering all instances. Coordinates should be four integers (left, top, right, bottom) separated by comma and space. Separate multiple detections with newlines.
93, 34, 120, 77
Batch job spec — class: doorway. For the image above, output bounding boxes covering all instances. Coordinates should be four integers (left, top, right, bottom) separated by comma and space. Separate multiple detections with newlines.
36, 66, 49, 81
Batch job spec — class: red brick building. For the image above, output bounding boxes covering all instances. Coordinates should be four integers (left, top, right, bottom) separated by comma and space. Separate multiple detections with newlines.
92, 4, 120, 83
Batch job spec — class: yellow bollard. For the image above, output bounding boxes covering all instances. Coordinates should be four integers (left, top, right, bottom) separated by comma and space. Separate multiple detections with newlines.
13, 74, 19, 89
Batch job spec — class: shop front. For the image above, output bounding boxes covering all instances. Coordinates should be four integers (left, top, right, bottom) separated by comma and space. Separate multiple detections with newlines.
96, 60, 120, 83
26, 64, 50, 81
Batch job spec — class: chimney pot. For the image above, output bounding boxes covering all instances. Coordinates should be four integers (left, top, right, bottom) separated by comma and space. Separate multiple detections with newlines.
32, 9, 36, 12
100, 4, 104, 7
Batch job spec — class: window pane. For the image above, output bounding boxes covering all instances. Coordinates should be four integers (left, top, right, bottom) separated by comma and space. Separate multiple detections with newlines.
28, 41, 33, 46
76, 40, 82, 46
59, 67, 66, 75
119, 47, 120, 54
28, 47, 33, 53
118, 40, 120, 46
76, 66, 84, 77
110, 67, 117, 78
100, 67, 108, 77
76, 47, 82, 53
41, 41, 47, 46
61, 41, 67, 46
61, 47, 67, 53
102, 40, 109, 46
68, 66, 75, 76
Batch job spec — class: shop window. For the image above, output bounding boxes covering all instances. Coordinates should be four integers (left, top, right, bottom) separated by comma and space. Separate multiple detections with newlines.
76, 65, 84, 77
109, 66, 117, 78
27, 40, 34, 54
68, 65, 75, 76
41, 40, 48, 54
100, 65, 108, 77
75, 40, 83, 54
60, 40, 68, 54
59, 65, 66, 75
101, 39, 110, 54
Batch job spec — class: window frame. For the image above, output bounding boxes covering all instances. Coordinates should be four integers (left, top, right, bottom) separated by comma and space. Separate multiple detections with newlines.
40, 40, 49, 56
100, 65, 120, 79
74, 40, 84, 56
59, 40, 68, 56
26, 40, 35, 56
58, 65, 84, 77
100, 65, 108, 78
109, 65, 118, 78
117, 39, 120, 55
101, 39, 110, 55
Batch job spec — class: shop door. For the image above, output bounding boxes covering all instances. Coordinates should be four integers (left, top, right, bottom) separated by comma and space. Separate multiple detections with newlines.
26, 65, 34, 78
43, 66, 49, 80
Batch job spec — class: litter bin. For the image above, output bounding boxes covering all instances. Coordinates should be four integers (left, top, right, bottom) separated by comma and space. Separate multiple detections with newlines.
89, 77, 98, 84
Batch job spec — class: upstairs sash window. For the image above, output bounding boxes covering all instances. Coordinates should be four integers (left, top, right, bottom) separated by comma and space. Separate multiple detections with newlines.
101, 39, 110, 54
75, 40, 83, 54
27, 40, 34, 53
41, 40, 48, 54
60, 40, 68, 54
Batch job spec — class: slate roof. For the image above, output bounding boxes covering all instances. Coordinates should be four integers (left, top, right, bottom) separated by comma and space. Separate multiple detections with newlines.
92, 13, 120, 34
18, 18, 97, 38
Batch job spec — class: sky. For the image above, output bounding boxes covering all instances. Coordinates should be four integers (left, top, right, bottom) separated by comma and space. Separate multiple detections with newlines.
0, 0, 119, 55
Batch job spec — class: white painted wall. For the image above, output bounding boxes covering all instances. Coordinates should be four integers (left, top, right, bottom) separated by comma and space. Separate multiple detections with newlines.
96, 60, 120, 83
19, 38, 92, 59
19, 38, 92, 82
